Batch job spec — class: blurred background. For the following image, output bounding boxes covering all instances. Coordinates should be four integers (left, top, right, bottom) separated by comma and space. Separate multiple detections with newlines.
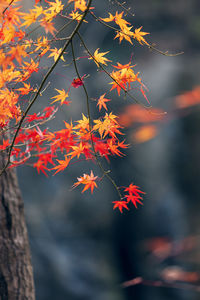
17, 0, 200, 299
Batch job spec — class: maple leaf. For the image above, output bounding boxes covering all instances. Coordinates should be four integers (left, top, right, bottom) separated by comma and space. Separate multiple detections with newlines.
101, 13, 115, 23
92, 119, 104, 138
0, 67, 21, 88
125, 194, 143, 208
71, 76, 85, 88
94, 138, 109, 160
26, 113, 43, 123
22, 59, 39, 80
109, 62, 145, 96
68, 0, 87, 12
47, 0, 64, 14
0, 139, 10, 151
69, 11, 88, 22
73, 170, 98, 193
114, 11, 131, 29
124, 183, 145, 196
40, 19, 57, 35
0, 88, 19, 125
32, 5, 44, 18
74, 113, 89, 131
93, 112, 122, 139
1, 24, 16, 44
42, 106, 57, 119
51, 89, 69, 105
140, 86, 150, 104
132, 26, 149, 45
89, 48, 111, 67
34, 37, 50, 56
114, 26, 133, 44
124, 183, 145, 208
107, 139, 123, 156
33, 160, 49, 176
21, 10, 38, 27
97, 94, 111, 111
4, 6, 22, 26
117, 139, 129, 150
69, 141, 86, 159
48, 48, 65, 62
52, 155, 70, 174
112, 201, 129, 213
109, 70, 126, 96
17, 82, 33, 95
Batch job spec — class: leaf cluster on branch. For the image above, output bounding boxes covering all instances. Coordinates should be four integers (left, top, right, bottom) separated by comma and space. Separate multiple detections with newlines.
0, 0, 180, 212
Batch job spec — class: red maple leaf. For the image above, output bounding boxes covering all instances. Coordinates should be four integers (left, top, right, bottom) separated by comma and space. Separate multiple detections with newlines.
125, 194, 143, 208
71, 75, 86, 88
112, 200, 129, 213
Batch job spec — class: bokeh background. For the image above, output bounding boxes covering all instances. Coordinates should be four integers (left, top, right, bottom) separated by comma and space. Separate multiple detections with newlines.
17, 0, 200, 299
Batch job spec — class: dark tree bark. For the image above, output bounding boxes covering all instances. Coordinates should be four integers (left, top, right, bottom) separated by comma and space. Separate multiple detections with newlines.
0, 142, 35, 299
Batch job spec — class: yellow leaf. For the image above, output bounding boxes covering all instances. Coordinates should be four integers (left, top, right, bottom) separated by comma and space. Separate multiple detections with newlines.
51, 89, 69, 105
89, 48, 111, 67
101, 13, 115, 22
132, 26, 149, 45
48, 48, 65, 62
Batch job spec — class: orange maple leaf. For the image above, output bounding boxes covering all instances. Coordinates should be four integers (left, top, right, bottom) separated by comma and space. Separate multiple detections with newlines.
69, 141, 87, 159
9, 45, 27, 65
107, 139, 123, 156
73, 170, 98, 193
101, 13, 115, 23
52, 155, 70, 174
17, 82, 33, 95
40, 19, 57, 35
97, 94, 111, 111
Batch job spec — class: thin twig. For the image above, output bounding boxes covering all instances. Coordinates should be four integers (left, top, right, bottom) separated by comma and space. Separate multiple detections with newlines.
113, 0, 135, 17
2, 0, 14, 14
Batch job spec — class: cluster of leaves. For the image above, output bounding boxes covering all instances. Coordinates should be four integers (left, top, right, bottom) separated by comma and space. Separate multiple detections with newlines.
0, 0, 156, 212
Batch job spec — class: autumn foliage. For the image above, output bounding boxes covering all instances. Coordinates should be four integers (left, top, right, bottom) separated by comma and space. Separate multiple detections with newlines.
0, 0, 168, 213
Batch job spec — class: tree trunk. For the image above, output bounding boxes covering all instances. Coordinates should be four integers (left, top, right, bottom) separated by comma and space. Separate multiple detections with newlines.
0, 143, 35, 299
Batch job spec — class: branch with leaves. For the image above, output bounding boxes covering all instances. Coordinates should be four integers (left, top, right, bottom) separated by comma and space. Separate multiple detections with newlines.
0, 0, 180, 212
